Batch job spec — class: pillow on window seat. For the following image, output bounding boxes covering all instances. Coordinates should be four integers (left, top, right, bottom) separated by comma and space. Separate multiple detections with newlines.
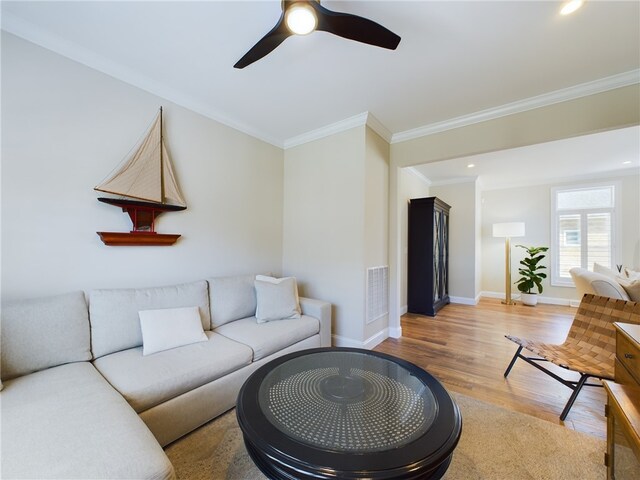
618, 277, 640, 302
623, 267, 640, 281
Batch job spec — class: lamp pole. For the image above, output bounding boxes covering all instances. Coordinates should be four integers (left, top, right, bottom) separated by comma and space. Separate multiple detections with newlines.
492, 222, 525, 306
502, 236, 515, 305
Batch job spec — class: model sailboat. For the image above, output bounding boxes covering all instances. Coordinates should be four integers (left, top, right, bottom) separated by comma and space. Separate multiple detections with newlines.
95, 107, 186, 246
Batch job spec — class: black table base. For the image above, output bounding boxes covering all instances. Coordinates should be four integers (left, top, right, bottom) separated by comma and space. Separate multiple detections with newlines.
244, 437, 454, 480
237, 348, 461, 480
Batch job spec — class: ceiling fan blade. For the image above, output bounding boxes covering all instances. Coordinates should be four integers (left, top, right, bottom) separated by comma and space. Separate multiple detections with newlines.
311, 2, 401, 50
234, 13, 292, 69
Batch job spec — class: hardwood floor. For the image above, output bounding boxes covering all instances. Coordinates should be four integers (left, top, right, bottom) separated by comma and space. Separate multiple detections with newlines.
374, 298, 607, 439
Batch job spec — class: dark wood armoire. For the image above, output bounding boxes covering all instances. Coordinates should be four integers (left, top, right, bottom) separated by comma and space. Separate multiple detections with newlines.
408, 196, 451, 316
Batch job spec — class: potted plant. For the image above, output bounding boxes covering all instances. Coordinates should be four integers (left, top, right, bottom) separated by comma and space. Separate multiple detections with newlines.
514, 245, 549, 306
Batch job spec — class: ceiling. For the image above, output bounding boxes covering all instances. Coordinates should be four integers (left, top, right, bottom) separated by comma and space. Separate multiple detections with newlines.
412, 125, 640, 190
2, 1, 639, 148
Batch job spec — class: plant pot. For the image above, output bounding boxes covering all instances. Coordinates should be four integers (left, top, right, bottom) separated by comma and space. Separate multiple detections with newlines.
520, 293, 538, 306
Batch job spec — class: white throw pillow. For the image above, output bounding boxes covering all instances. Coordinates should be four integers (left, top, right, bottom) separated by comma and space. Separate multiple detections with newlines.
618, 278, 640, 302
139, 306, 208, 356
254, 276, 301, 323
623, 267, 640, 281
593, 262, 618, 279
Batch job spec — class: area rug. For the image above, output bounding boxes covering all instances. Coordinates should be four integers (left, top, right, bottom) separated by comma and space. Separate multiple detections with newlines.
165, 392, 606, 480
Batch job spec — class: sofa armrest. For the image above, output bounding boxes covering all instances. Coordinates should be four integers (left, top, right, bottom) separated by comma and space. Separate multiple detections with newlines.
569, 267, 630, 301
299, 297, 331, 347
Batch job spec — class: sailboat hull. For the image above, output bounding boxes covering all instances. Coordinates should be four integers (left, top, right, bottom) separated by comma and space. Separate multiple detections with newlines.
97, 231, 181, 246
97, 197, 186, 212
97, 198, 185, 245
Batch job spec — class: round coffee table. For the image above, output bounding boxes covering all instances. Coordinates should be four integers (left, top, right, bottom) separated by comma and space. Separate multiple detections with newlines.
236, 347, 462, 479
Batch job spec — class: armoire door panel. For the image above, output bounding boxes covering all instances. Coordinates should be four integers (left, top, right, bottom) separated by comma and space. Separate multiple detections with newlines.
408, 197, 451, 317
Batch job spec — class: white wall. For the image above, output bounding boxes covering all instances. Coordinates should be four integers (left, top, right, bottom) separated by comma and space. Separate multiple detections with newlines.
621, 174, 640, 270
398, 169, 430, 311
363, 127, 389, 343
430, 181, 479, 302
1, 33, 284, 300
282, 126, 366, 342
475, 184, 482, 298
481, 173, 640, 302
283, 126, 390, 347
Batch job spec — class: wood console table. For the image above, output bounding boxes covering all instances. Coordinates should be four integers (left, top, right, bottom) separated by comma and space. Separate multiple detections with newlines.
603, 322, 640, 479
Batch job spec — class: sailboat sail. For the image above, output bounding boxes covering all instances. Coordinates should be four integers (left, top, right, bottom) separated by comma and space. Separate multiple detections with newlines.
161, 142, 186, 207
94, 110, 186, 207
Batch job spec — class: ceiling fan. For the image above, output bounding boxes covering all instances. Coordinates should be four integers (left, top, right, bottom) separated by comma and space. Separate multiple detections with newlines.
234, 0, 401, 69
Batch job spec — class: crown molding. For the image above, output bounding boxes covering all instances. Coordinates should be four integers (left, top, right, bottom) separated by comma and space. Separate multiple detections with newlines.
481, 166, 640, 192
2, 13, 284, 148
391, 69, 640, 144
429, 176, 478, 187
406, 167, 431, 186
283, 112, 368, 149
365, 113, 392, 143
284, 111, 393, 149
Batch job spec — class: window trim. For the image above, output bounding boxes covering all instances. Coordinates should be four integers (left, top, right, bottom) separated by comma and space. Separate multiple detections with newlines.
550, 181, 621, 287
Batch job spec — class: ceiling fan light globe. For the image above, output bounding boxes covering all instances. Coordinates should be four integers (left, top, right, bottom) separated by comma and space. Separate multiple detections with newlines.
285, 4, 317, 35
560, 0, 584, 15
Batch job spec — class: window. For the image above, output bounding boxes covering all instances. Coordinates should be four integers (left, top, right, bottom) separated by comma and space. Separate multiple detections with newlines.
551, 182, 619, 286
564, 230, 580, 246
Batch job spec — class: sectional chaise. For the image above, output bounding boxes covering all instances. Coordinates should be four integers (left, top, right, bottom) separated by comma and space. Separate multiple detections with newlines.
0, 274, 331, 479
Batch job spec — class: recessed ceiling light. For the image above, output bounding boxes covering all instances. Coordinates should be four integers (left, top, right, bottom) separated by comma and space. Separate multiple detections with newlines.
623, 160, 632, 165
560, 0, 584, 16
467, 164, 475, 168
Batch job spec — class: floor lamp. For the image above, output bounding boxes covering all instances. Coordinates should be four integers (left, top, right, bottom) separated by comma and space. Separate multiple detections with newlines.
493, 222, 525, 305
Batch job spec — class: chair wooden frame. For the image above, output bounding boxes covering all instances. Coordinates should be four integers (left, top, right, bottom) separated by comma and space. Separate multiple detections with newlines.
503, 294, 640, 421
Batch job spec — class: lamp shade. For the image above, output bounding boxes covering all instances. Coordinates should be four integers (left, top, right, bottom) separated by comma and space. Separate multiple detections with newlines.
492, 222, 525, 238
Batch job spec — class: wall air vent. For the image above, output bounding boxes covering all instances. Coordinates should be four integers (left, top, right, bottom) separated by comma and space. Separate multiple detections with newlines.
366, 266, 388, 324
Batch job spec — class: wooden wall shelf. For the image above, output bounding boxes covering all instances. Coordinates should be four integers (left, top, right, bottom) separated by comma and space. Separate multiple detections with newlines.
97, 232, 181, 246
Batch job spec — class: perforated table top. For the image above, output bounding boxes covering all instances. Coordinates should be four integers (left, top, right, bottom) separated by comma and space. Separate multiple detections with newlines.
258, 350, 437, 453
237, 347, 462, 480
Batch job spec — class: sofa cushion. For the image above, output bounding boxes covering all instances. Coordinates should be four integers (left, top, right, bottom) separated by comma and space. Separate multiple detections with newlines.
1, 362, 174, 480
255, 276, 301, 323
90, 281, 210, 358
1, 291, 91, 381
208, 274, 257, 327
214, 315, 319, 361
93, 331, 253, 413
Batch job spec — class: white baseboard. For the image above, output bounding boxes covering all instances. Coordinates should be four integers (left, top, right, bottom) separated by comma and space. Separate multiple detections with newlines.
332, 328, 390, 349
332, 334, 362, 348
364, 329, 389, 349
449, 295, 480, 306
388, 326, 402, 338
400, 304, 408, 315
480, 291, 578, 307
481, 291, 510, 300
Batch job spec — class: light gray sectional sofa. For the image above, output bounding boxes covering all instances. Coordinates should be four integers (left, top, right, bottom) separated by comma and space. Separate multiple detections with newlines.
1, 275, 331, 480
